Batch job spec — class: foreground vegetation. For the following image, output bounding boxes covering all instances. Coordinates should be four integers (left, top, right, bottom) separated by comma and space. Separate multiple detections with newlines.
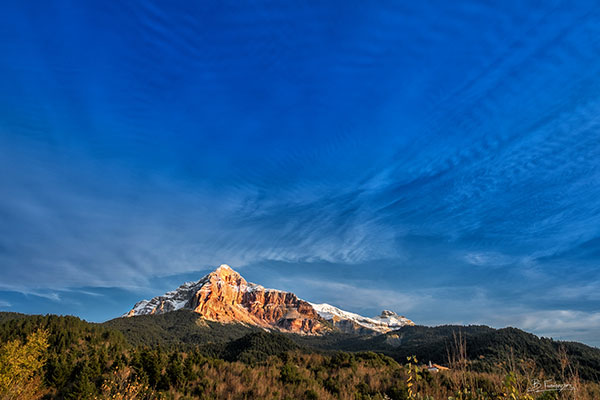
0, 312, 599, 399
103, 311, 600, 382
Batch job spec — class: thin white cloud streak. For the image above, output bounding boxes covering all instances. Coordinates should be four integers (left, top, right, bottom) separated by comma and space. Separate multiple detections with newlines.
274, 277, 428, 315
548, 282, 600, 302
485, 309, 600, 347
411, 289, 600, 347
0, 288, 62, 302
518, 310, 600, 334
463, 252, 516, 267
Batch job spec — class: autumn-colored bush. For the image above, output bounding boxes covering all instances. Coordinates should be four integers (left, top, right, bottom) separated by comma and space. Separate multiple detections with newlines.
0, 329, 49, 400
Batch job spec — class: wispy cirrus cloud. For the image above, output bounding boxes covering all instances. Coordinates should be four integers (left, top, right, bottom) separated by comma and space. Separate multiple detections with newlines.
0, 0, 600, 346
463, 252, 517, 268
275, 277, 422, 315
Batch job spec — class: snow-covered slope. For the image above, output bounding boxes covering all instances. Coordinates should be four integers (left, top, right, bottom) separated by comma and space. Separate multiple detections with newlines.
372, 309, 414, 329
310, 303, 414, 333
126, 279, 208, 316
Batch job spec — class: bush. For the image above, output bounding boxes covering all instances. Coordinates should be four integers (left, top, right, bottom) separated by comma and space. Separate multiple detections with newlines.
0, 329, 49, 399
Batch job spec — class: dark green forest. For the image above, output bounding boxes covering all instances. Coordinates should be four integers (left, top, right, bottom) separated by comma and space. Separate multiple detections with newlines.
104, 310, 600, 381
1, 311, 599, 399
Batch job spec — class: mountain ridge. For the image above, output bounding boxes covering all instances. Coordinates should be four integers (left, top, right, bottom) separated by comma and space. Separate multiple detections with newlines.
3, 310, 600, 399
124, 264, 414, 335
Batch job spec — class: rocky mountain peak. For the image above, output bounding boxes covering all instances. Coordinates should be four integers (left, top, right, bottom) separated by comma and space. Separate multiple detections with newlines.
214, 263, 234, 275
125, 264, 327, 335
206, 264, 247, 287
125, 264, 414, 335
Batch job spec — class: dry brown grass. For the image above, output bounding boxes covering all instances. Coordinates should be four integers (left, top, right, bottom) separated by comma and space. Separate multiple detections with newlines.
145, 351, 600, 400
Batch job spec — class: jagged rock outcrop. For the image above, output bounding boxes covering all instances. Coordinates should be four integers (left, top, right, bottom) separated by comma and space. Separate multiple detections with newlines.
125, 264, 327, 334
125, 264, 414, 335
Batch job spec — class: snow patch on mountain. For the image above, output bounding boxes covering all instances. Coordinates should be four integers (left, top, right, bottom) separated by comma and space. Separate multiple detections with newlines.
310, 303, 414, 333
372, 309, 414, 329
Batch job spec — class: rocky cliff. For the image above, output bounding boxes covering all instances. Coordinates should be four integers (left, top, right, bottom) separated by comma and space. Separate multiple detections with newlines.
125, 264, 327, 334
124, 264, 414, 335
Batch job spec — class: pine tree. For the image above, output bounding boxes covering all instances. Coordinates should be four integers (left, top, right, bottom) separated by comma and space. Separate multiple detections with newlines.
166, 352, 185, 388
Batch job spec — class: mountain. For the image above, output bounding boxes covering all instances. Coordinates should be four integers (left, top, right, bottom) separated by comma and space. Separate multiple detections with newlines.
125, 264, 326, 334
124, 264, 413, 335
310, 303, 414, 334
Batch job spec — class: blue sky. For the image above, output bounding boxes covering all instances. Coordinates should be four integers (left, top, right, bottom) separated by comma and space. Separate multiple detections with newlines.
1, 1, 600, 346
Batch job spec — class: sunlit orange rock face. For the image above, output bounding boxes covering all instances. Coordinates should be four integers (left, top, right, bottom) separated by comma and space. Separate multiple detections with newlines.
187, 265, 327, 334
125, 264, 414, 335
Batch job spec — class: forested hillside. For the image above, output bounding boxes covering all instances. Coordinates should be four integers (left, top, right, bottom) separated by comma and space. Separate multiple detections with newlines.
103, 310, 262, 347
1, 311, 599, 399
103, 310, 600, 381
